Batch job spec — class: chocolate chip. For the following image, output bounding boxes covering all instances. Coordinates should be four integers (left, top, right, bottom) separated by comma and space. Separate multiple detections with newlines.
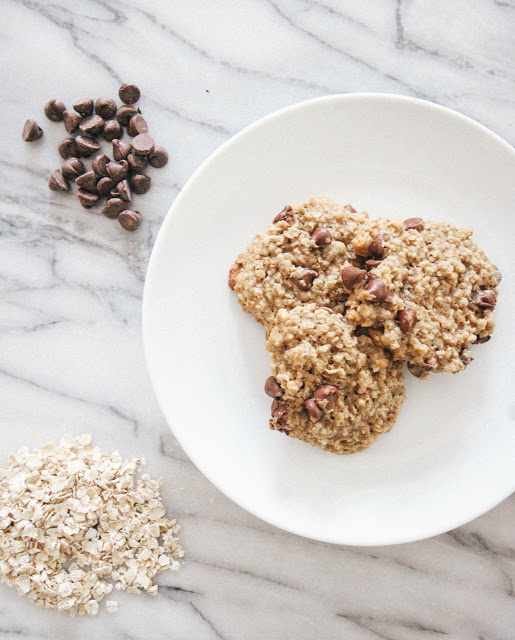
77, 189, 99, 208
119, 83, 141, 105
341, 264, 367, 290
62, 110, 82, 134
311, 226, 332, 247
106, 160, 129, 182
58, 137, 80, 159
292, 269, 317, 291
116, 105, 138, 126
313, 385, 337, 411
364, 277, 388, 303
73, 98, 94, 117
366, 259, 383, 268
372, 317, 385, 332
129, 173, 151, 194
397, 309, 417, 333
61, 157, 85, 181
148, 146, 169, 168
368, 233, 384, 259
79, 115, 104, 137
344, 204, 357, 213
44, 99, 66, 122
270, 398, 288, 428
476, 335, 491, 344
97, 177, 116, 198
75, 135, 101, 157
112, 139, 132, 161
75, 171, 98, 194
407, 363, 434, 379
273, 205, 294, 224
264, 377, 283, 398
473, 290, 496, 310
22, 119, 43, 142
119, 209, 141, 231
103, 119, 123, 142
132, 134, 154, 156
305, 399, 323, 422
127, 114, 148, 137
354, 326, 369, 337
102, 198, 125, 219
112, 179, 131, 202
75, 169, 97, 193
48, 169, 69, 192
492, 265, 502, 285
404, 217, 424, 231
94, 97, 117, 119
92, 153, 110, 177
127, 152, 148, 173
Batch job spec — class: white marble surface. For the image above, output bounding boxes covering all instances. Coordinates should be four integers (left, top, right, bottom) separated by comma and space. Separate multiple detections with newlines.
1, 1, 514, 638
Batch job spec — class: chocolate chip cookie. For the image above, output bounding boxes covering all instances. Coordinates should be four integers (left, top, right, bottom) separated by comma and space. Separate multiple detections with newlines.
344, 217, 501, 375
230, 197, 368, 326
265, 305, 406, 454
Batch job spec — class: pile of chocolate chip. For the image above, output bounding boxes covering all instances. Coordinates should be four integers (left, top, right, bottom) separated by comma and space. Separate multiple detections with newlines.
22, 84, 168, 231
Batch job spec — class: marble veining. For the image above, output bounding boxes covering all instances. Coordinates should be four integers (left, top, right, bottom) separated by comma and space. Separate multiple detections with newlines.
1, 0, 514, 638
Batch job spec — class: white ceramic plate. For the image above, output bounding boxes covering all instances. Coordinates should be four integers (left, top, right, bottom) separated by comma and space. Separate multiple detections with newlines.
143, 94, 515, 545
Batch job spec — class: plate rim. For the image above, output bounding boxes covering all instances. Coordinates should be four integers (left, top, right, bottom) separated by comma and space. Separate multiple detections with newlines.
143, 92, 515, 546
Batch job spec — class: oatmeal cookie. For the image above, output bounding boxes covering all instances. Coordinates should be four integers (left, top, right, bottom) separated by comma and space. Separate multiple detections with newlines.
265, 305, 405, 454
230, 197, 368, 326
343, 217, 501, 375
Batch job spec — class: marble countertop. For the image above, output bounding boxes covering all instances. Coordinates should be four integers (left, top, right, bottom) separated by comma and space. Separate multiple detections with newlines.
1, 1, 514, 638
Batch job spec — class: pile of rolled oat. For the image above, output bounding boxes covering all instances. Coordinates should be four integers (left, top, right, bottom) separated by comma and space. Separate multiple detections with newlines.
0, 434, 183, 616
